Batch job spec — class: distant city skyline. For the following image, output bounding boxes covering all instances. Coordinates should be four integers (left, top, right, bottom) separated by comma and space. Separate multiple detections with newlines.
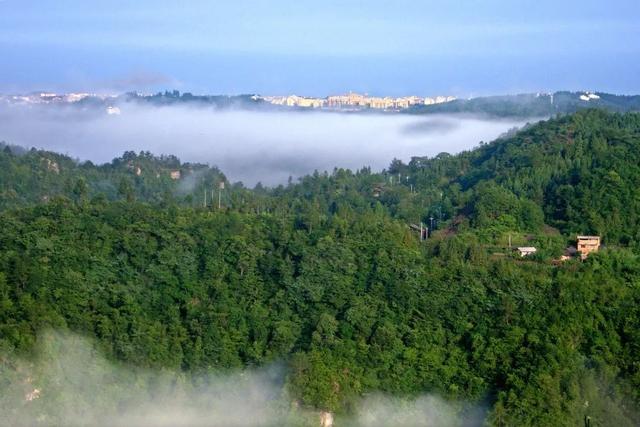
1, 1, 639, 96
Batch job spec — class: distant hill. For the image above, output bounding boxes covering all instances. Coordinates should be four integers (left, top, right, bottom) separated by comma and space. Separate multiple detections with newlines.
400, 109, 640, 245
5, 90, 640, 118
120, 90, 266, 109
127, 90, 640, 117
407, 91, 640, 117
0, 147, 232, 210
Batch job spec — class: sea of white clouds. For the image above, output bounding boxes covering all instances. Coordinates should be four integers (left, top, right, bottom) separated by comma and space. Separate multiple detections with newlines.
0, 103, 532, 186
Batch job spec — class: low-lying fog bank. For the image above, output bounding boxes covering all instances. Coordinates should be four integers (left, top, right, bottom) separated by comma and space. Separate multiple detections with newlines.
0, 104, 534, 186
0, 331, 485, 426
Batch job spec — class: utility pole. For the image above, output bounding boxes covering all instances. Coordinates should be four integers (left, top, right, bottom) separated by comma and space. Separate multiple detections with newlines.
429, 216, 434, 236
203, 188, 207, 207
218, 181, 224, 209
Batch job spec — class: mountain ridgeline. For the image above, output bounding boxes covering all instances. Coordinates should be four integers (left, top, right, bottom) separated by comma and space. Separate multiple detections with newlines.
1, 109, 640, 426
407, 91, 640, 118
12, 89, 640, 118
126, 90, 640, 117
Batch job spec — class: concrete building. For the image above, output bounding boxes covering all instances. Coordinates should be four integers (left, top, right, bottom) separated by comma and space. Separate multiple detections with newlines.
267, 95, 326, 108
579, 92, 601, 101
264, 92, 456, 110
65, 93, 90, 102
577, 236, 600, 260
517, 247, 537, 257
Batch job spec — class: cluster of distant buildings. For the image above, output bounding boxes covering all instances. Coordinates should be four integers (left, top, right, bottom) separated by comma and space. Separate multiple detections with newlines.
0, 92, 115, 105
262, 92, 456, 110
517, 235, 601, 261
1, 90, 605, 112
0, 92, 122, 115
0, 91, 456, 114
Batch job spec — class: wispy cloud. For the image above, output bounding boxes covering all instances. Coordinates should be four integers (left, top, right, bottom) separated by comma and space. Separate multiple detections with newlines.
1, 330, 486, 426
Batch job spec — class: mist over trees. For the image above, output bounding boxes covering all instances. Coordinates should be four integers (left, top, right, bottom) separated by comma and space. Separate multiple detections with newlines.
1, 110, 640, 425
0, 101, 528, 186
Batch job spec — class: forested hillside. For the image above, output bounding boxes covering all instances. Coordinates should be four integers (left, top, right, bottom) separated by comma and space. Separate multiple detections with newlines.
1, 110, 640, 426
407, 91, 640, 118
402, 109, 640, 246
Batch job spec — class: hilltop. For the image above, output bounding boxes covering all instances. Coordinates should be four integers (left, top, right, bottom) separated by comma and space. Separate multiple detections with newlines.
407, 91, 640, 118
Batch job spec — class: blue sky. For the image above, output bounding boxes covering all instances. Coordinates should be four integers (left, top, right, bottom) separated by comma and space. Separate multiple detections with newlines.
1, 0, 639, 96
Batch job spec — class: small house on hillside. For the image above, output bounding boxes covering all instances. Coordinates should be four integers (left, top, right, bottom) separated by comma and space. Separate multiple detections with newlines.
517, 247, 537, 257
577, 236, 600, 260
170, 170, 181, 180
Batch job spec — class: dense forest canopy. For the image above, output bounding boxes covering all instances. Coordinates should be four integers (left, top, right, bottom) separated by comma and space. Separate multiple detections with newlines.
1, 109, 640, 426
